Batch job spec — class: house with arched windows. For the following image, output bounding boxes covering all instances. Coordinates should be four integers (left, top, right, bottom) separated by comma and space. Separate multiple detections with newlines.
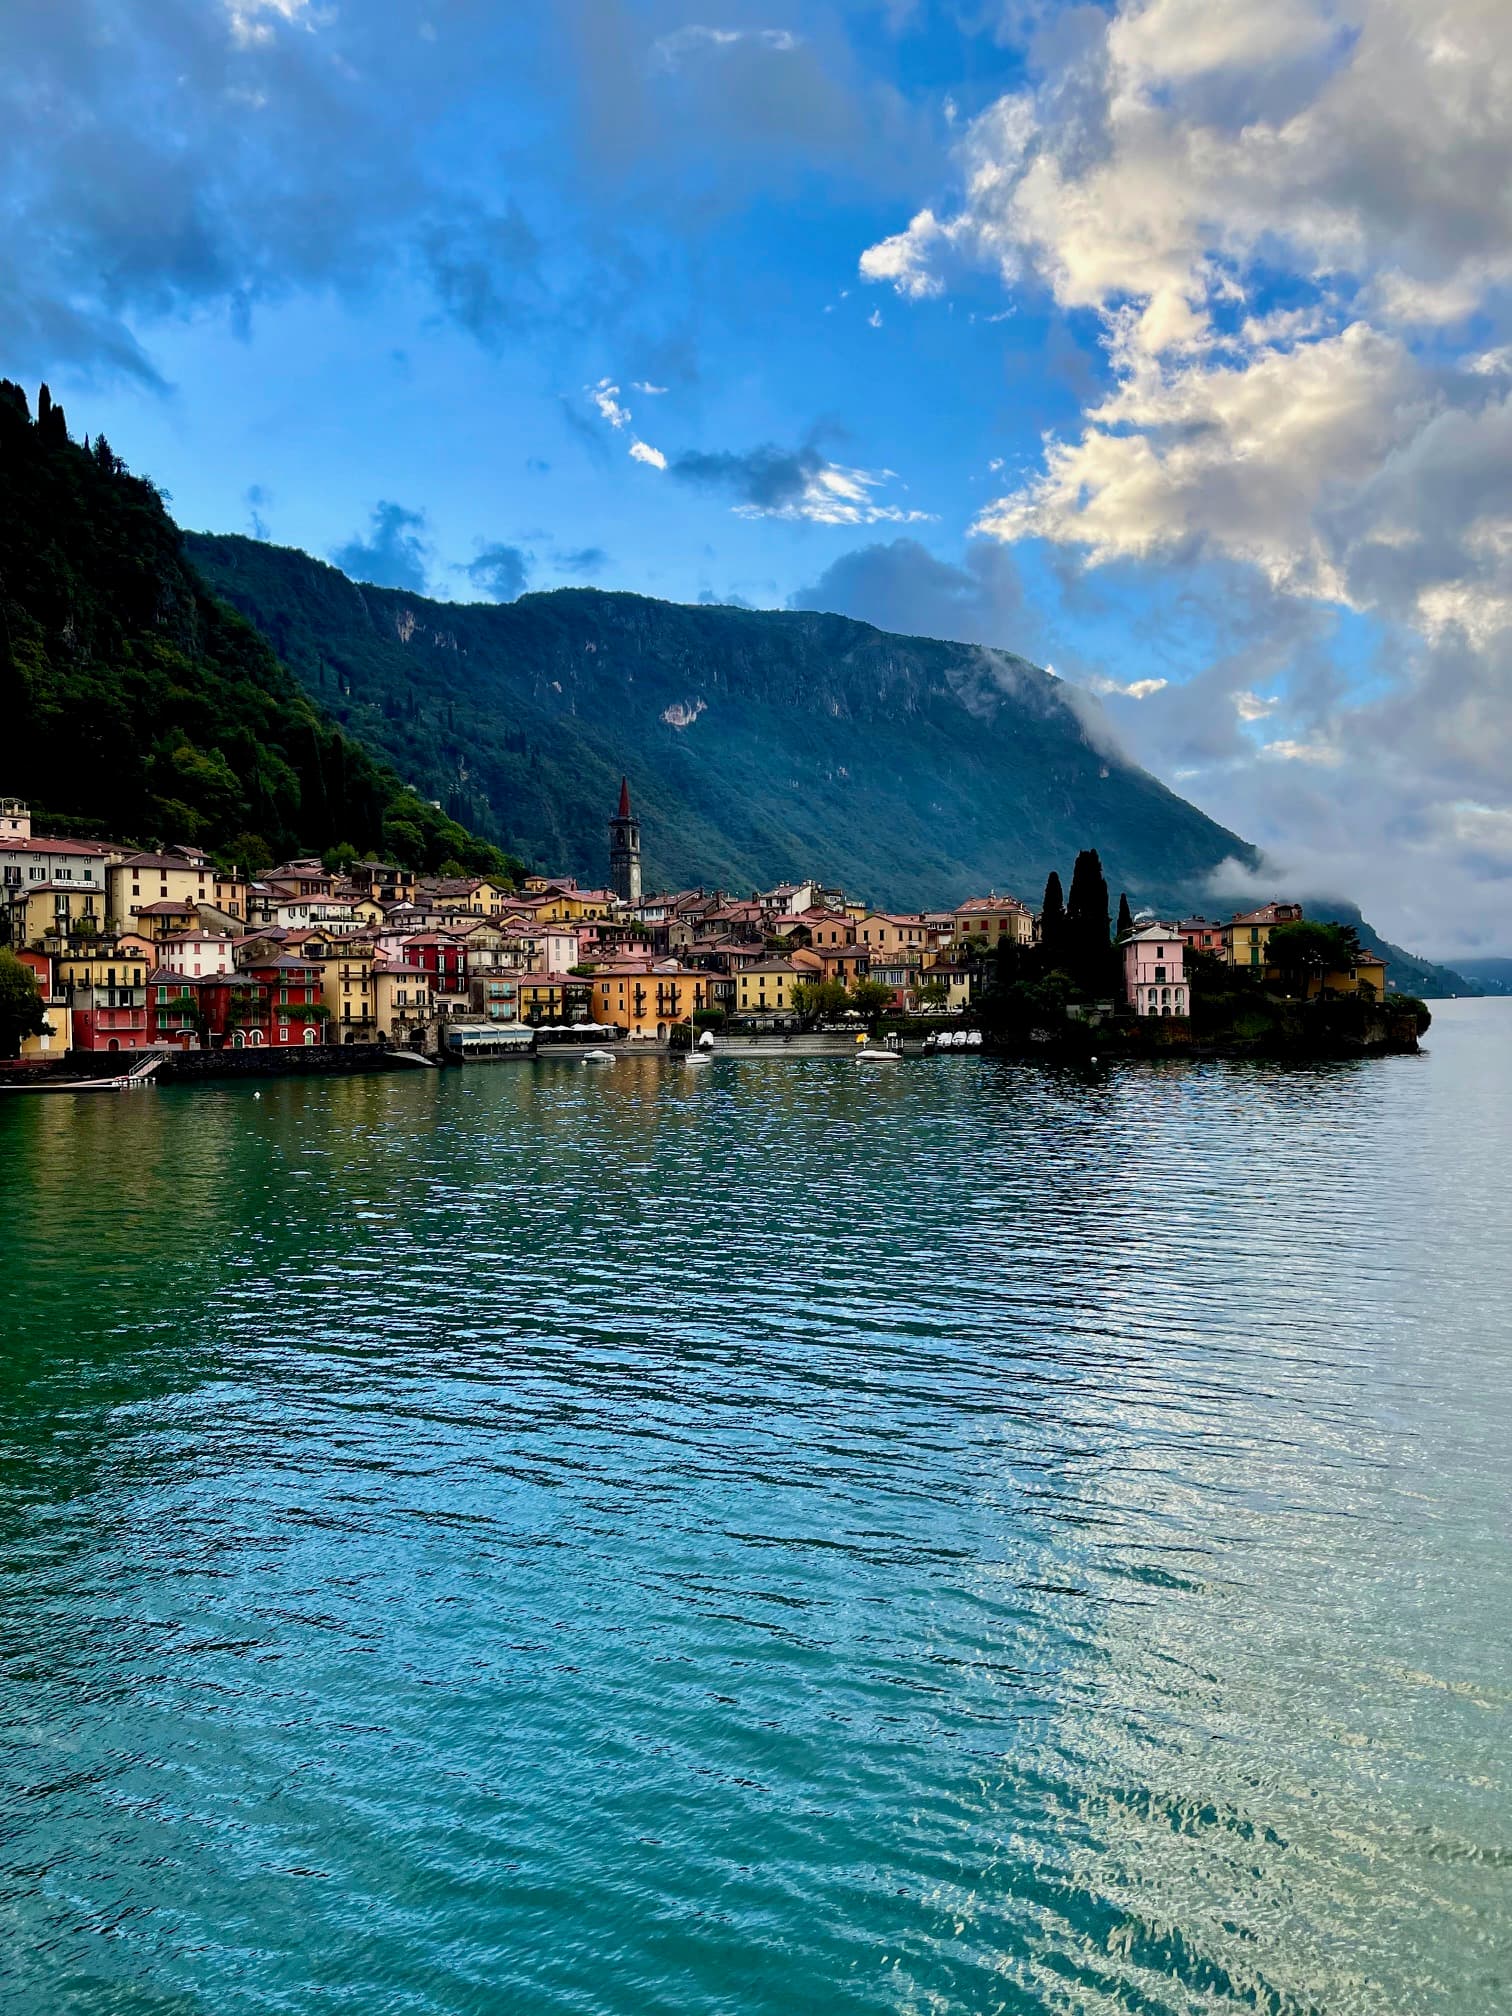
1122, 926, 1188, 1017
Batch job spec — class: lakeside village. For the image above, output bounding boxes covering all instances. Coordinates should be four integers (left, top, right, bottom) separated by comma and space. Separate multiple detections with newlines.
0, 779, 1417, 1074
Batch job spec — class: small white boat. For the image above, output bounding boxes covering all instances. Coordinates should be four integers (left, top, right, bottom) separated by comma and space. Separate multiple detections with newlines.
580, 1048, 618, 1064
855, 1046, 900, 1065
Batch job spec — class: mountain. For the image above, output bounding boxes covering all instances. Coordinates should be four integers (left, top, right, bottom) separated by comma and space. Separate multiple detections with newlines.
1443, 957, 1512, 995
0, 382, 517, 879
1296, 905, 1477, 1002
185, 531, 1261, 913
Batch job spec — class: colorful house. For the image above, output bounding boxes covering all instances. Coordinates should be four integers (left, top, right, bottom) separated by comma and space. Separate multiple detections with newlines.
854, 914, 928, 960
519, 973, 594, 1025
953, 895, 1033, 946
157, 930, 236, 978
735, 959, 798, 1016
1177, 916, 1226, 958
1311, 950, 1389, 1000
1225, 902, 1303, 971
7, 880, 107, 948
0, 829, 114, 907
240, 955, 329, 1045
1123, 926, 1188, 1017
590, 963, 709, 1038
373, 961, 435, 1045
921, 963, 972, 1013
109, 851, 246, 931
57, 944, 151, 1050
14, 950, 71, 1058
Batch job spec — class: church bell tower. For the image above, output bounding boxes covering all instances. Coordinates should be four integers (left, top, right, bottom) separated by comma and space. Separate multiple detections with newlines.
609, 776, 641, 903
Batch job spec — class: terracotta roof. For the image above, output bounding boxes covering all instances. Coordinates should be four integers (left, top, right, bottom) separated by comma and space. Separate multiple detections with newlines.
120, 850, 214, 871
618, 775, 632, 819
0, 834, 112, 857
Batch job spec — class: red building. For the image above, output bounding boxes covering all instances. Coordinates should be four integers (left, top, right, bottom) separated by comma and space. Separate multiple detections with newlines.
240, 955, 328, 1046
402, 934, 468, 998
1177, 917, 1226, 956
58, 945, 151, 1051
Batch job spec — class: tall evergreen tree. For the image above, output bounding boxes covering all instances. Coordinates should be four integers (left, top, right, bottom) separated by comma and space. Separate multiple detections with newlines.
1066, 849, 1112, 990
1116, 891, 1133, 939
1040, 870, 1066, 966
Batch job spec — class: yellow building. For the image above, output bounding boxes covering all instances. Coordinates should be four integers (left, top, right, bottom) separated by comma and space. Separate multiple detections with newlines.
953, 896, 1033, 946
109, 851, 248, 930
372, 960, 435, 1042
1224, 901, 1303, 971
519, 973, 592, 1023
854, 914, 928, 959
735, 959, 798, 1016
8, 881, 107, 947
1309, 951, 1389, 999
14, 953, 72, 1058
590, 965, 709, 1038
321, 942, 378, 1042
921, 963, 972, 1012
532, 884, 616, 922
55, 943, 151, 1050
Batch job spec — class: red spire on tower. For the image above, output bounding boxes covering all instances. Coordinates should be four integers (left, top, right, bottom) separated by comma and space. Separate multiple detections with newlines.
617, 776, 632, 819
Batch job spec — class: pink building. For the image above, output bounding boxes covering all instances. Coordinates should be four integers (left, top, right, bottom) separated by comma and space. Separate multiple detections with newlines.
1123, 925, 1188, 1017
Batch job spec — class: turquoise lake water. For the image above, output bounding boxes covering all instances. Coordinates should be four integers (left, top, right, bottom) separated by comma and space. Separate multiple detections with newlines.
2, 1001, 1510, 2014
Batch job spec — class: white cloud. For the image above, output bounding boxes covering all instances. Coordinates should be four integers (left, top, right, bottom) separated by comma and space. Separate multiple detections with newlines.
1234, 690, 1277, 721
629, 438, 667, 470
632, 381, 668, 394
225, 0, 311, 48
588, 377, 631, 429
862, 0, 1512, 950
737, 462, 933, 527
1259, 737, 1342, 765
859, 208, 949, 299
1090, 675, 1169, 699
651, 26, 801, 72
974, 322, 1431, 601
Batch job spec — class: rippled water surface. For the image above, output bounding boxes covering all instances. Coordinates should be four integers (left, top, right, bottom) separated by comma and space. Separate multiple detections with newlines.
3, 1003, 1511, 2015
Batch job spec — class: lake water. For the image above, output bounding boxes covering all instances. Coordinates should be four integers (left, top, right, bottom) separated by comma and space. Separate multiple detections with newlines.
2, 1001, 1510, 2015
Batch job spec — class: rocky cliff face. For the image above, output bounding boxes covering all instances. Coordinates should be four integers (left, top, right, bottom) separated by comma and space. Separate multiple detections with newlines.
187, 532, 1258, 910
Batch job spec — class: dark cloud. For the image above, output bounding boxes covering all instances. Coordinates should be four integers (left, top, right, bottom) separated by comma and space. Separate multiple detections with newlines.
462, 542, 531, 602
671, 443, 826, 511
332, 501, 430, 592
1, 2, 935, 389
790, 536, 1027, 649
245, 482, 271, 539
419, 200, 542, 350
552, 546, 608, 576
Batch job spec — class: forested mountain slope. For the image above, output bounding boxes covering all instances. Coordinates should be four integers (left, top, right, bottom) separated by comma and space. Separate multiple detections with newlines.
0, 383, 513, 877
187, 530, 1259, 913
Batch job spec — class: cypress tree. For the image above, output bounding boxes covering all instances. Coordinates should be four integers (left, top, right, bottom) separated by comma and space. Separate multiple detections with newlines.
1040, 870, 1065, 966
1116, 891, 1133, 939
1066, 848, 1111, 990
36, 383, 67, 445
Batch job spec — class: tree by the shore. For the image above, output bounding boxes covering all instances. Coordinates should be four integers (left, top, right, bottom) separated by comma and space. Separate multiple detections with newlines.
0, 951, 47, 1059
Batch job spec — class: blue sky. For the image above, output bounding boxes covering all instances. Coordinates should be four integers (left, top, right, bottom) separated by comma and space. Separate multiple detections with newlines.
6, 0, 1512, 957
